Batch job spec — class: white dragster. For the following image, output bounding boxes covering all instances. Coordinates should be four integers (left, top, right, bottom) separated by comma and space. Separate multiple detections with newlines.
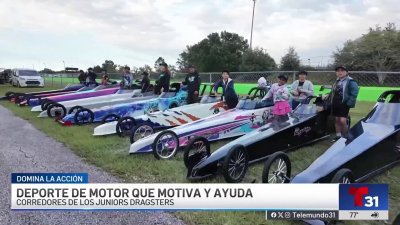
34, 89, 157, 118
92, 95, 226, 137
128, 87, 274, 160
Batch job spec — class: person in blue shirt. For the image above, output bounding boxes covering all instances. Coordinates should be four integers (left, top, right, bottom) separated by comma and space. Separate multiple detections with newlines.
212, 70, 238, 109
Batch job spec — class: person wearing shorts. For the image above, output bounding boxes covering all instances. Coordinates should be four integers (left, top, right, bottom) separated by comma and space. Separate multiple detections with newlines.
331, 66, 359, 142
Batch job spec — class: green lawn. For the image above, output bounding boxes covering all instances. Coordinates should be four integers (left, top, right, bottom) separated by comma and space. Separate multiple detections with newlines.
0, 84, 399, 225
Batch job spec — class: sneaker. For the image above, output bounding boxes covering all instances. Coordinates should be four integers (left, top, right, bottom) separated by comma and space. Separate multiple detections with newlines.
331, 136, 341, 143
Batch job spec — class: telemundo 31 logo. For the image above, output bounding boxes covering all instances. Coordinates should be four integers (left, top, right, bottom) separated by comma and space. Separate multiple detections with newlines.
339, 184, 388, 210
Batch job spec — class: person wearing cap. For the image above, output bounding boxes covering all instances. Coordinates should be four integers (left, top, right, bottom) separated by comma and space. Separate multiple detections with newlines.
212, 70, 238, 109
154, 62, 171, 94
121, 66, 134, 88
87, 68, 97, 87
290, 70, 314, 109
182, 65, 201, 104
330, 66, 359, 142
140, 71, 150, 93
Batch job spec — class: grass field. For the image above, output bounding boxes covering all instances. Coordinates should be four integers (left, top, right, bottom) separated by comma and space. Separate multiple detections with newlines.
42, 77, 400, 102
0, 84, 399, 225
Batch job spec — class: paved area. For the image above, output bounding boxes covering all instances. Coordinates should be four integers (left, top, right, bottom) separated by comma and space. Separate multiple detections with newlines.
0, 105, 184, 225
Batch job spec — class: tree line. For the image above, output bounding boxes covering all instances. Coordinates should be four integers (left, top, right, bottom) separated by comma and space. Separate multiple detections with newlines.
40, 23, 400, 74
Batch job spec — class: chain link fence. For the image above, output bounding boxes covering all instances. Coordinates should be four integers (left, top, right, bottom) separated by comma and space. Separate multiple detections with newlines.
41, 71, 400, 88
175, 71, 400, 87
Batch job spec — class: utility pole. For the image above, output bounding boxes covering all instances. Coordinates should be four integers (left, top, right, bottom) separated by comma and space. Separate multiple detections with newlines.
250, 0, 256, 49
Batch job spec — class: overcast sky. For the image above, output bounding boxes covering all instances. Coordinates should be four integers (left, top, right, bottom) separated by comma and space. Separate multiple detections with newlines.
0, 0, 399, 71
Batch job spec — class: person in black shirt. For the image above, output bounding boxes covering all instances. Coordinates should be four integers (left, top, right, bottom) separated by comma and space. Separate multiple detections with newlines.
87, 68, 97, 87
78, 70, 86, 84
140, 72, 150, 93
182, 65, 201, 104
154, 62, 171, 94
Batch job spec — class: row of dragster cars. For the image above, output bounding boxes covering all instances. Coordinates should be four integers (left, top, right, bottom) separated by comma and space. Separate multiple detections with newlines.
2, 83, 400, 223
4, 83, 399, 183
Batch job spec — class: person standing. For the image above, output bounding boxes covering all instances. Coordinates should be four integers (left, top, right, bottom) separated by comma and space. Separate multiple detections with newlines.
87, 68, 97, 86
140, 71, 150, 93
331, 66, 359, 142
121, 66, 133, 88
212, 70, 238, 109
263, 74, 291, 121
78, 70, 86, 84
290, 70, 314, 109
182, 65, 201, 104
154, 62, 171, 94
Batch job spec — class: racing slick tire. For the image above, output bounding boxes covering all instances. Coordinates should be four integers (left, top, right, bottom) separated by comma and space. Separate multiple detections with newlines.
221, 145, 249, 183
183, 136, 210, 168
330, 168, 354, 184
152, 130, 179, 160
262, 151, 291, 183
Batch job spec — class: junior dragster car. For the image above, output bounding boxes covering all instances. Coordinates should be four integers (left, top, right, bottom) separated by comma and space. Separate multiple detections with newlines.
29, 83, 120, 108
59, 83, 188, 126
92, 84, 225, 137
260, 91, 400, 225
262, 90, 400, 185
2, 83, 85, 102
37, 85, 155, 119
129, 87, 273, 159
186, 95, 334, 183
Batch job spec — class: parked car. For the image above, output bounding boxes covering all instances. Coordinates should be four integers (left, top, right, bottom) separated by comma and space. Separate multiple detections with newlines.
0, 68, 11, 84
11, 68, 44, 87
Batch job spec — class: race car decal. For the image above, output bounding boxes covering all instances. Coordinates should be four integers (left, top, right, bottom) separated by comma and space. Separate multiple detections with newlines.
209, 102, 227, 110
234, 115, 254, 120
165, 119, 178, 126
179, 120, 250, 145
174, 116, 188, 124
294, 126, 312, 137
180, 111, 200, 121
